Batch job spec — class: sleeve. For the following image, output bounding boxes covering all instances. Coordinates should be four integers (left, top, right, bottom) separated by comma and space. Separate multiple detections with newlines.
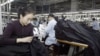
45, 21, 52, 33
92, 22, 96, 27
0, 23, 16, 45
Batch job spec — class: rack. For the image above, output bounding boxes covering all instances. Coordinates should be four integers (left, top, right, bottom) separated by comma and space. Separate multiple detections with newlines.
0, 0, 14, 34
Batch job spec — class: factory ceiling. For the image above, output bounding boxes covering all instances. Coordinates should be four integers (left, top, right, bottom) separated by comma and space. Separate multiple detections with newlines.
13, 0, 68, 5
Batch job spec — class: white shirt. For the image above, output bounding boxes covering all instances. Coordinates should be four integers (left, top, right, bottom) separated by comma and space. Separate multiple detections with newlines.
91, 21, 100, 31
45, 19, 57, 45
38, 23, 46, 41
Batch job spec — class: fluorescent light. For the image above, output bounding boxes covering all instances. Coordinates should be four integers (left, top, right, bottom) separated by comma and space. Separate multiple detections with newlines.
10, 0, 14, 2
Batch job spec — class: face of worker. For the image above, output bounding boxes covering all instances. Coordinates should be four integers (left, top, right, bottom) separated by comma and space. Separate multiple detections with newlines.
20, 13, 34, 26
48, 16, 53, 21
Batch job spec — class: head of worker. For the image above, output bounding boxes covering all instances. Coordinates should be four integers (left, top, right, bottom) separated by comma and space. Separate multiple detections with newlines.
18, 7, 35, 26
92, 18, 96, 21
48, 14, 55, 21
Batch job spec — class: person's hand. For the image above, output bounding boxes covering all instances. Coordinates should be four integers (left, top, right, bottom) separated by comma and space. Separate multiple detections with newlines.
17, 36, 33, 43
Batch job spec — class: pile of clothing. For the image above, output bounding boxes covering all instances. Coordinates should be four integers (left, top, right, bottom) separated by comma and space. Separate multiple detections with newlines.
55, 19, 100, 56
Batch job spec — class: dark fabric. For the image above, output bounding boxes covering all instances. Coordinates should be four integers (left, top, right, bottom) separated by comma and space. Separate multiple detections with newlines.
0, 39, 49, 56
55, 19, 100, 56
30, 39, 49, 56
56, 43, 69, 55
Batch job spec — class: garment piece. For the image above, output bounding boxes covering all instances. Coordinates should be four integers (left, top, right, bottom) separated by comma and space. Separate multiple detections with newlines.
38, 23, 46, 41
0, 39, 49, 56
30, 39, 49, 56
55, 19, 100, 56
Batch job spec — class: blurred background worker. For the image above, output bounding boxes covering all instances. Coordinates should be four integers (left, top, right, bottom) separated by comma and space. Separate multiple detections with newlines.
90, 18, 100, 31
45, 14, 57, 46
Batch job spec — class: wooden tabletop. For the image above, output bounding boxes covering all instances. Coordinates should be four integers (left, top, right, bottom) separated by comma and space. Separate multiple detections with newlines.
57, 39, 88, 48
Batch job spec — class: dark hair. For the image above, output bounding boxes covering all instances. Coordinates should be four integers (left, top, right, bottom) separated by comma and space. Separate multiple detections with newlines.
48, 14, 55, 18
18, 7, 35, 18
92, 18, 96, 21
62, 15, 66, 19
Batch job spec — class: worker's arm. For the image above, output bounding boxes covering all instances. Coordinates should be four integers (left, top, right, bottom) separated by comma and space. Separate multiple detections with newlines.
0, 23, 16, 45
45, 21, 52, 33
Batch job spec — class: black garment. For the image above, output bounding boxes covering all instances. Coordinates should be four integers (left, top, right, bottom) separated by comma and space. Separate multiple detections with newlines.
0, 39, 49, 56
30, 39, 49, 56
55, 19, 100, 56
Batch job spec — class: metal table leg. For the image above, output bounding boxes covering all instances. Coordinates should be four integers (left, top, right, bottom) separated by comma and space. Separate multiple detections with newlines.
67, 46, 75, 56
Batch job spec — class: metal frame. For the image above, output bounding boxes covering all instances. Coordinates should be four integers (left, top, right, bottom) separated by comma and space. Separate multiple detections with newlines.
0, 4, 3, 34
0, 0, 14, 35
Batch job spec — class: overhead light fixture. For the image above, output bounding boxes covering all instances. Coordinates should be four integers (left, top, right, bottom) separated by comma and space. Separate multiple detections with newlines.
10, 0, 14, 2
29, 0, 34, 3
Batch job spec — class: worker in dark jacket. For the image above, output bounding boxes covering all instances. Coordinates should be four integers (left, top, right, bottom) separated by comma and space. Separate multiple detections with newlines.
0, 7, 37, 56
0, 7, 35, 45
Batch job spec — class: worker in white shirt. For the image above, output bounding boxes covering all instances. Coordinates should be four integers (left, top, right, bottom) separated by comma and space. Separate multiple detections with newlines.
90, 18, 100, 31
45, 14, 57, 46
